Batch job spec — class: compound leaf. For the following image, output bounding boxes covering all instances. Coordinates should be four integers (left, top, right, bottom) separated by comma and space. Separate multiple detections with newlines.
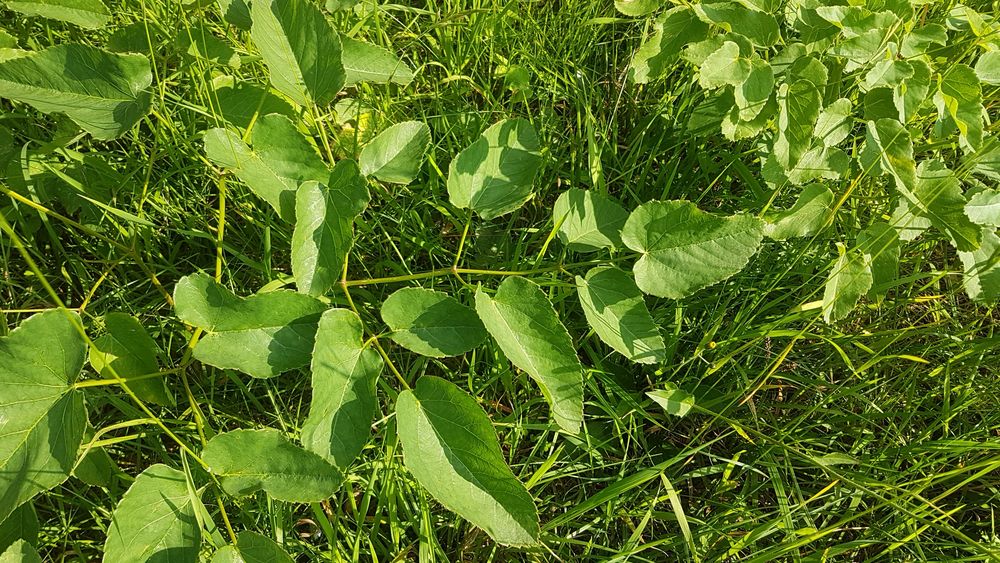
576, 267, 665, 365
381, 288, 486, 358
358, 121, 430, 184
553, 188, 629, 252
396, 376, 540, 546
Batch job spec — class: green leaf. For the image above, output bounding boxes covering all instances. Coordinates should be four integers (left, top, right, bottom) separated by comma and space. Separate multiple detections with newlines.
0, 44, 151, 139
630, 7, 708, 84
734, 58, 773, 121
764, 184, 835, 240
103, 464, 200, 563
890, 198, 932, 241
622, 200, 764, 299
774, 80, 821, 170
894, 58, 931, 123
381, 287, 486, 357
173, 273, 326, 378
341, 36, 414, 86
291, 162, 370, 296
867, 118, 917, 197
475, 277, 584, 434
251, 0, 344, 106
0, 310, 86, 524
552, 188, 629, 252
813, 99, 853, 147
202, 429, 344, 502
89, 312, 173, 406
959, 228, 1000, 302
785, 144, 850, 184
858, 222, 899, 300
211, 532, 294, 563
829, 29, 888, 72
576, 267, 665, 365
301, 309, 382, 469
215, 80, 295, 130
0, 540, 40, 563
911, 160, 980, 251
447, 119, 542, 220
647, 384, 694, 418
966, 189, 1000, 227
0, 505, 37, 554
822, 245, 873, 323
396, 376, 540, 546
358, 121, 430, 184
614, 0, 658, 16
176, 24, 240, 69
3, 0, 109, 28
698, 42, 750, 89
863, 60, 913, 92
217, 0, 251, 29
694, 1, 780, 47
935, 64, 984, 151
975, 51, 1000, 85
203, 114, 329, 222
900, 23, 947, 58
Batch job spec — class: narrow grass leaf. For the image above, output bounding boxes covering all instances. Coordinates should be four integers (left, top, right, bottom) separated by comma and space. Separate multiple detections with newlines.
553, 188, 629, 252
301, 309, 382, 469
396, 376, 540, 546
3, 0, 109, 28
358, 121, 430, 184
475, 277, 584, 433
173, 273, 326, 378
102, 465, 200, 563
89, 313, 173, 406
576, 267, 665, 364
381, 287, 486, 357
202, 429, 344, 502
0, 310, 86, 524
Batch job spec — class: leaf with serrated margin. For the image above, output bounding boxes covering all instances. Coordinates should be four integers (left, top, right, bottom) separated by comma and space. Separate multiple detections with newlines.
622, 200, 764, 299
0, 44, 150, 139
901, 24, 947, 58
0, 310, 86, 524
173, 273, 326, 378
291, 162, 369, 297
698, 42, 749, 89
734, 58, 773, 121
251, 0, 344, 106
774, 80, 821, 171
867, 118, 917, 198
911, 160, 980, 251
935, 64, 984, 151
966, 189, 1000, 227
959, 228, 1000, 302
447, 119, 542, 220
89, 313, 173, 406
217, 0, 251, 29
614, 0, 657, 16
894, 58, 930, 123
764, 184, 835, 240
381, 288, 486, 358
630, 7, 708, 84
301, 309, 381, 469
341, 36, 414, 86
0, 504, 37, 553
858, 222, 899, 300
576, 267, 665, 365
204, 114, 329, 222
396, 376, 540, 546
553, 188, 629, 252
975, 51, 1000, 85
694, 1, 780, 47
822, 246, 872, 323
202, 429, 343, 502
475, 277, 584, 434
359, 121, 430, 184
103, 465, 200, 563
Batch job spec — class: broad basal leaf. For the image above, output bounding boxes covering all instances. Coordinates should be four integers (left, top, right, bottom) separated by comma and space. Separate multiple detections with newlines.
0, 310, 87, 524
647, 384, 694, 418
251, 0, 344, 106
813, 98, 852, 147
0, 44, 151, 139
959, 228, 1000, 302
381, 287, 486, 357
975, 51, 1000, 85
966, 189, 1000, 227
822, 245, 872, 323
358, 121, 430, 184
0, 505, 37, 554
698, 42, 750, 89
867, 118, 917, 197
764, 184, 835, 240
935, 64, 983, 151
291, 162, 370, 297
621, 200, 764, 299
576, 267, 665, 364
301, 309, 382, 469
911, 160, 980, 251
475, 277, 584, 434
341, 36, 414, 86
89, 312, 173, 406
0, 540, 40, 563
211, 532, 293, 563
204, 113, 329, 222
694, 1, 780, 47
447, 119, 542, 220
630, 7, 708, 84
202, 429, 343, 502
858, 222, 899, 300
173, 273, 326, 378
552, 188, 629, 252
734, 58, 773, 121
774, 80, 821, 170
103, 464, 200, 563
3, 0, 109, 28
614, 0, 658, 16
900, 23, 947, 58
396, 376, 540, 546
893, 58, 931, 123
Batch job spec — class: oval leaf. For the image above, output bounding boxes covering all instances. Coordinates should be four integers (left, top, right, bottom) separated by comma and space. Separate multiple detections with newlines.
822, 246, 873, 323
0, 310, 86, 524
763, 184, 835, 240
553, 188, 629, 253
211, 532, 293, 563
0, 540, 41, 563
301, 309, 382, 469
622, 200, 764, 299
475, 277, 584, 433
576, 267, 665, 365
0, 44, 151, 139
89, 312, 173, 406
359, 121, 430, 184
202, 429, 343, 503
381, 287, 486, 357
341, 36, 414, 86
174, 273, 326, 378
447, 119, 542, 220
3, 0, 110, 28
396, 376, 540, 546
103, 464, 200, 563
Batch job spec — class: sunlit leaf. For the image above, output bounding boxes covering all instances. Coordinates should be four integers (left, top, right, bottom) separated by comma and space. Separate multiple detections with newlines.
576, 267, 665, 364
553, 188, 629, 252
698, 42, 750, 89
959, 228, 1000, 302
764, 184, 835, 240
647, 384, 694, 418
630, 7, 708, 84
965, 189, 1000, 227
341, 36, 414, 86
694, 1, 780, 47
858, 222, 899, 300
89, 312, 172, 406
934, 64, 984, 151
911, 160, 980, 251
211, 532, 294, 563
614, 0, 658, 16
822, 245, 872, 323
0, 540, 40, 563
381, 287, 486, 357
774, 79, 821, 170
975, 51, 1000, 85
358, 121, 430, 184
3, 0, 109, 28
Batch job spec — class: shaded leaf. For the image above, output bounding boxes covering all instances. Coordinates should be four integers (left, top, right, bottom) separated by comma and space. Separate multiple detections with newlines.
174, 273, 326, 378
214, 80, 295, 130
630, 7, 708, 84
935, 64, 983, 151
475, 277, 584, 433
734, 58, 773, 121
576, 267, 665, 364
3, 0, 109, 28
381, 288, 486, 358
341, 36, 414, 86
764, 184, 835, 240
822, 246, 872, 323
0, 505, 37, 554
396, 376, 540, 546
358, 121, 430, 184
89, 312, 173, 406
217, 0, 251, 29
858, 222, 899, 300
867, 118, 917, 197
553, 188, 629, 252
